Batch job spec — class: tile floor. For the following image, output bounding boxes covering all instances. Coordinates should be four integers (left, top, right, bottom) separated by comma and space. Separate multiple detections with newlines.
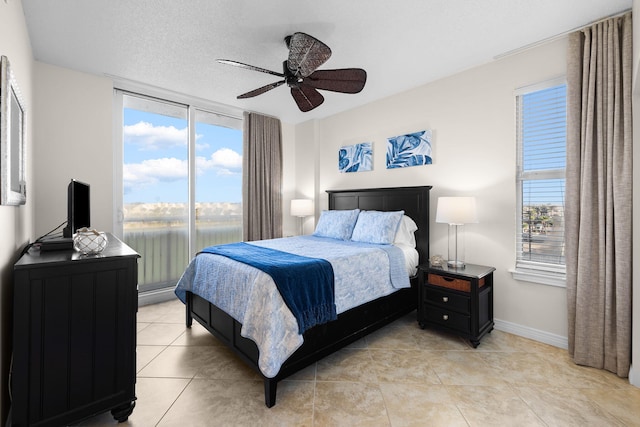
76, 298, 640, 426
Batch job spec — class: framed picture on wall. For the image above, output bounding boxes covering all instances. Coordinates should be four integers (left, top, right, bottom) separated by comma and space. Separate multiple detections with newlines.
1, 55, 27, 206
386, 129, 432, 169
339, 142, 372, 173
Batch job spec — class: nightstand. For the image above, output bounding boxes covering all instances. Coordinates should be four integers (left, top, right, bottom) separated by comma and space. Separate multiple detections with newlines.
418, 262, 495, 347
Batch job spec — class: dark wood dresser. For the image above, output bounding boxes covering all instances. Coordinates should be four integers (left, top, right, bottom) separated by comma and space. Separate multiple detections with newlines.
418, 262, 495, 347
12, 233, 139, 426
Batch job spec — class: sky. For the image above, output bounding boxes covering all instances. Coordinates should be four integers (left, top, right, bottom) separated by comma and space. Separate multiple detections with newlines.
123, 108, 242, 204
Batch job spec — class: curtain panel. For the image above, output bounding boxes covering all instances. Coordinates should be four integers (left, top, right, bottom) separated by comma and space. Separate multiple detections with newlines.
242, 112, 283, 241
565, 12, 632, 377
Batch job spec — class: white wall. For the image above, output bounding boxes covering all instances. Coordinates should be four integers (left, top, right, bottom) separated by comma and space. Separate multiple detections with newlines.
32, 62, 114, 237
291, 119, 320, 235
0, 0, 34, 422
295, 38, 570, 342
281, 121, 298, 236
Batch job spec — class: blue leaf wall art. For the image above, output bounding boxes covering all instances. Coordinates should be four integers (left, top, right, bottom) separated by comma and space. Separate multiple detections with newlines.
386, 130, 432, 169
339, 142, 373, 173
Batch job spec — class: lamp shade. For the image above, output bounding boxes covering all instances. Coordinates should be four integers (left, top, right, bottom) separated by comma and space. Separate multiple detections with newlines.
435, 197, 478, 225
291, 199, 314, 217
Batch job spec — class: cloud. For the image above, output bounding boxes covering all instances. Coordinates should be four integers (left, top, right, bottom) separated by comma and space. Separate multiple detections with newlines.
124, 121, 202, 150
197, 148, 242, 176
211, 148, 243, 168
124, 157, 187, 192
123, 148, 242, 192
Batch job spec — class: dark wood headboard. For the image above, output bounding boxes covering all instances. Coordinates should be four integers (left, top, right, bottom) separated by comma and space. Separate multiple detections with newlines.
326, 186, 431, 265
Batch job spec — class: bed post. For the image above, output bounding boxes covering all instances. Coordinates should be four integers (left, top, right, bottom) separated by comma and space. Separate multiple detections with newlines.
264, 379, 277, 408
186, 291, 193, 328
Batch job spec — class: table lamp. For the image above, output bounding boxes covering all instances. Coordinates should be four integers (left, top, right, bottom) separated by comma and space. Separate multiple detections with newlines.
290, 199, 314, 235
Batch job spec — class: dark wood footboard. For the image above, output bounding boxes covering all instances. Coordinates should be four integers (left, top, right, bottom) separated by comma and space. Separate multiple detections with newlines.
186, 278, 417, 407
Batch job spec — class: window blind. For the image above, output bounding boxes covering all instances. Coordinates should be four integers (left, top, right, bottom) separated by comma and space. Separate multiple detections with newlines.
516, 84, 566, 270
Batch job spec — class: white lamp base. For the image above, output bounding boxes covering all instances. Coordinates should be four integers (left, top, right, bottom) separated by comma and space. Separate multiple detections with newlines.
447, 260, 465, 269
447, 223, 466, 269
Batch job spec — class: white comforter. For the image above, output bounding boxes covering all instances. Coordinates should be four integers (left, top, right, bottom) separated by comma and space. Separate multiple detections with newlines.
174, 235, 414, 378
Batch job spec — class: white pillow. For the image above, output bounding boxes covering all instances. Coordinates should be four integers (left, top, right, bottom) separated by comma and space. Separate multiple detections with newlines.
313, 209, 360, 240
394, 215, 418, 248
351, 210, 404, 244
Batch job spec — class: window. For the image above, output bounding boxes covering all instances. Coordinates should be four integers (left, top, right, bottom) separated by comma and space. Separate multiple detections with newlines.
114, 89, 242, 297
514, 80, 566, 286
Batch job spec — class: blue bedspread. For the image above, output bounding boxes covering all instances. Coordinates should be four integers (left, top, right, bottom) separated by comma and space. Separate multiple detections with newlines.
200, 242, 336, 334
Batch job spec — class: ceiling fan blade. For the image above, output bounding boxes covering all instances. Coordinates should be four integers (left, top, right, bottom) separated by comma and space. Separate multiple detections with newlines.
304, 68, 367, 94
237, 80, 286, 99
290, 85, 324, 112
286, 32, 331, 77
216, 59, 284, 77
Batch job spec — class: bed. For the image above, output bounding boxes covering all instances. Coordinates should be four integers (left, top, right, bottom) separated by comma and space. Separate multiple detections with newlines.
176, 186, 431, 407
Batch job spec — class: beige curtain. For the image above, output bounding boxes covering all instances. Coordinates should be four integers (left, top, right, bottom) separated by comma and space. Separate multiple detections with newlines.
566, 12, 632, 377
242, 111, 283, 241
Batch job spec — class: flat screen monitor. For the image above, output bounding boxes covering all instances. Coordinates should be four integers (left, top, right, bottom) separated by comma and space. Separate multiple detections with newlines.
63, 179, 90, 237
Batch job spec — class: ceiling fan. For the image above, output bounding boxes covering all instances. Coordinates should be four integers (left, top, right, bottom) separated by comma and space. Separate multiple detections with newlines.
217, 32, 367, 112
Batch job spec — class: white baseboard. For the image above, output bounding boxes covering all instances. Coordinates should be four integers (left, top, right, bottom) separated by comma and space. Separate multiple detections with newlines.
138, 287, 177, 306
493, 318, 569, 349
629, 364, 640, 388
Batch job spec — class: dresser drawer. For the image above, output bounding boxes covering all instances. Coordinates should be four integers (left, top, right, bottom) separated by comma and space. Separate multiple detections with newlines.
428, 273, 471, 292
424, 304, 470, 333
424, 286, 470, 313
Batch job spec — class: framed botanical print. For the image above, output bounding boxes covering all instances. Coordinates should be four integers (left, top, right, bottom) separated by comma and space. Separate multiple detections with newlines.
386, 130, 432, 169
339, 142, 372, 173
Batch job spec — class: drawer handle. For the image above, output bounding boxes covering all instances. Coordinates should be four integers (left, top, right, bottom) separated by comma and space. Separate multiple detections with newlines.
442, 296, 449, 303
442, 314, 449, 321
443, 277, 455, 282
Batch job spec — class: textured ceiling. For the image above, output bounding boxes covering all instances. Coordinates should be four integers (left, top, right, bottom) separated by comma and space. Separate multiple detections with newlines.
22, 0, 631, 124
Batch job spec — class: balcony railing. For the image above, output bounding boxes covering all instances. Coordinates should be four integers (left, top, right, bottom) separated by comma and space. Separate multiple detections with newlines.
124, 215, 242, 292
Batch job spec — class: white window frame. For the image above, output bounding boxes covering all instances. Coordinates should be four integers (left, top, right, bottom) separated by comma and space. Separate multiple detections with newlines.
112, 79, 243, 258
511, 77, 567, 287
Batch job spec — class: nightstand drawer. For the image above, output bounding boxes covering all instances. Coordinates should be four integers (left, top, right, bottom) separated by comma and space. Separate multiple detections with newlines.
425, 304, 470, 333
424, 287, 470, 313
428, 273, 471, 292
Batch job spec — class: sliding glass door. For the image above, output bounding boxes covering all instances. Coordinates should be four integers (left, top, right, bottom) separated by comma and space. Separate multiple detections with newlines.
194, 110, 243, 250
115, 91, 242, 295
